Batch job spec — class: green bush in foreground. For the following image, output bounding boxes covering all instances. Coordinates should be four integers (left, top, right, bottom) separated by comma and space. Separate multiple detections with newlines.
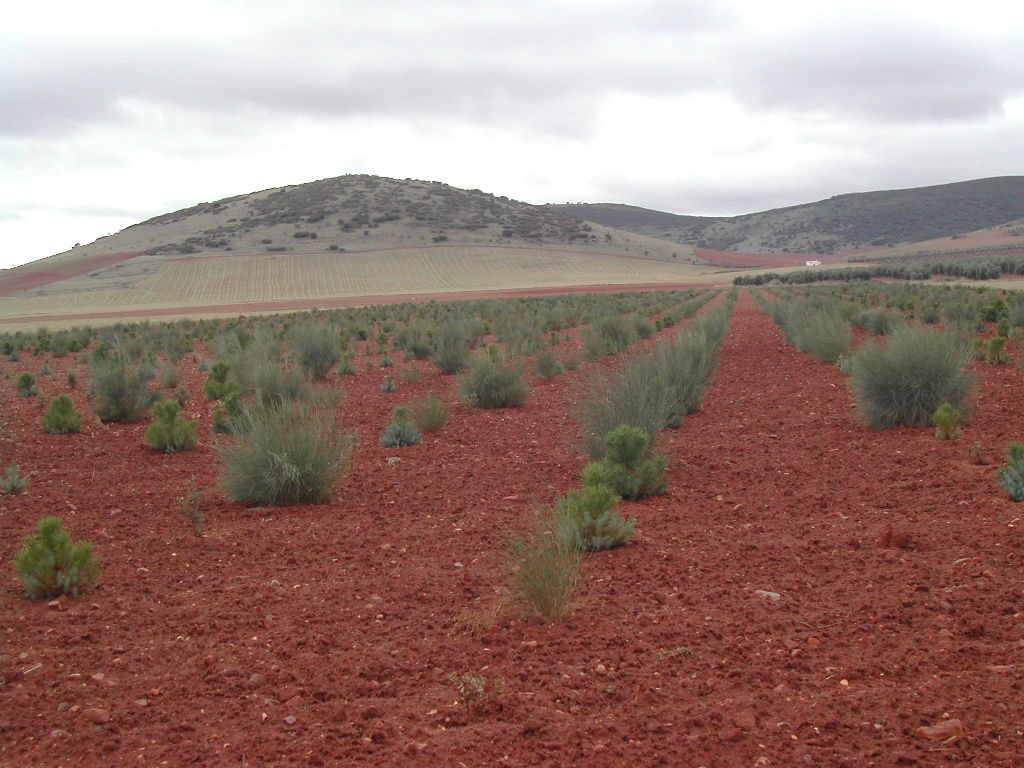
998, 443, 1024, 502
145, 400, 198, 453
556, 483, 636, 551
219, 399, 356, 506
583, 425, 668, 500
42, 394, 84, 434
850, 326, 973, 429
15, 516, 100, 599
458, 354, 528, 409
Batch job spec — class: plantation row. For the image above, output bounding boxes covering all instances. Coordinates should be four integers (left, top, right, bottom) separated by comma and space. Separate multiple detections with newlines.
3, 287, 737, 612
753, 283, 1024, 500
734, 252, 1024, 285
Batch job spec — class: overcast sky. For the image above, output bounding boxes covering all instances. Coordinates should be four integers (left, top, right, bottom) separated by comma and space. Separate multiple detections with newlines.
2, 0, 1023, 269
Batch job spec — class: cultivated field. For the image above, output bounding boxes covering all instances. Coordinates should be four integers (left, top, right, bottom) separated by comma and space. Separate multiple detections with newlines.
0, 246, 725, 329
2, 285, 1023, 766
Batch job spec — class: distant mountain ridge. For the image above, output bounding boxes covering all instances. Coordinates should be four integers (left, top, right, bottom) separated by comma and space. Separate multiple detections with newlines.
550, 176, 1024, 254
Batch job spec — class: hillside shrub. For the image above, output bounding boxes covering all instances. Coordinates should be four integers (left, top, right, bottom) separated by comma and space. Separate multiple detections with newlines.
582, 425, 668, 500
397, 321, 434, 360
42, 394, 84, 434
16, 372, 38, 397
15, 516, 100, 599
555, 484, 636, 551
253, 363, 310, 408
380, 406, 423, 447
998, 443, 1024, 501
850, 326, 973, 428
459, 354, 528, 408
145, 400, 198, 453
90, 355, 157, 423
212, 391, 246, 434
413, 394, 449, 432
219, 399, 356, 506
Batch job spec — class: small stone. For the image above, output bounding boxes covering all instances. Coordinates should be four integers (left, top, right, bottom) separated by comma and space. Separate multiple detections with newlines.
733, 710, 757, 730
283, 715, 297, 726
134, 699, 149, 707
453, 562, 464, 568
83, 707, 111, 724
521, 640, 538, 648
594, 663, 607, 674
403, 741, 427, 754
48, 600, 62, 611
914, 718, 964, 741
249, 673, 266, 685
753, 590, 781, 602
285, 695, 303, 707
277, 684, 300, 702
89, 673, 107, 685
48, 729, 70, 740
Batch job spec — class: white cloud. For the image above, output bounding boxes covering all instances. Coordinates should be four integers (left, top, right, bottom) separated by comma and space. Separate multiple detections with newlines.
1, 0, 1023, 269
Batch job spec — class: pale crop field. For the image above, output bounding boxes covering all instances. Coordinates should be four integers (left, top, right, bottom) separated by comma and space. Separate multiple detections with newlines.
0, 246, 718, 327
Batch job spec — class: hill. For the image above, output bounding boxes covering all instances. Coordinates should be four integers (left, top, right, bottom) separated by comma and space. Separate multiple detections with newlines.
0, 176, 706, 327
551, 176, 1024, 254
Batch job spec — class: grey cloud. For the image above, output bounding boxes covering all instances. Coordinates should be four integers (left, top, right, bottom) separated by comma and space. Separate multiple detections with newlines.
719, 19, 1024, 122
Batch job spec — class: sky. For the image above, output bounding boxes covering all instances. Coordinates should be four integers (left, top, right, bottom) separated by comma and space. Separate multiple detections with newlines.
2, 0, 1023, 270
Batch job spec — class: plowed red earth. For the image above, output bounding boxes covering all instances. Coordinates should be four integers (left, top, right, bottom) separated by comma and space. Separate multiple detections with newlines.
3, 292, 1023, 766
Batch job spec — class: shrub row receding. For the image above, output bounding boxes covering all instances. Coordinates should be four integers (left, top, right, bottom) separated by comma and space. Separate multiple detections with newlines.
580, 299, 734, 456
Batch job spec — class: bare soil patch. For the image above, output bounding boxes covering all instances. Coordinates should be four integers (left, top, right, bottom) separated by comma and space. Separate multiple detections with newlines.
2, 292, 1022, 766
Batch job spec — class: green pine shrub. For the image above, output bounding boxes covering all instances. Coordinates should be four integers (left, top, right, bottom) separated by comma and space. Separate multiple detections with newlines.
219, 399, 356, 506
15, 516, 100, 599
203, 360, 239, 400
145, 400, 198, 453
413, 393, 449, 432
986, 337, 1010, 365
2, 462, 29, 494
998, 443, 1024, 502
850, 326, 973, 429
212, 390, 246, 434
16, 372, 38, 397
932, 402, 962, 440
380, 406, 423, 447
380, 376, 398, 393
459, 354, 528, 408
582, 425, 668, 500
42, 394, 84, 434
555, 483, 636, 551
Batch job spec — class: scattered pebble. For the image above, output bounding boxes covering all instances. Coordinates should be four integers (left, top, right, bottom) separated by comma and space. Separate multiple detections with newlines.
914, 718, 964, 741
753, 590, 781, 602
83, 707, 111, 724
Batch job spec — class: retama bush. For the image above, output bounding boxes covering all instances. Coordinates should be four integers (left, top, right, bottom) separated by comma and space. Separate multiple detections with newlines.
850, 326, 973, 429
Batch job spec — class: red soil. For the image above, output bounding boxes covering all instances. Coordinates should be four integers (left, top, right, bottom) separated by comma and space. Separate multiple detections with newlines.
2, 292, 1023, 766
0, 253, 143, 298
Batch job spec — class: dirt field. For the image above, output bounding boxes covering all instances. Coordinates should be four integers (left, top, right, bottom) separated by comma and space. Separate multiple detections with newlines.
2, 291, 1022, 766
